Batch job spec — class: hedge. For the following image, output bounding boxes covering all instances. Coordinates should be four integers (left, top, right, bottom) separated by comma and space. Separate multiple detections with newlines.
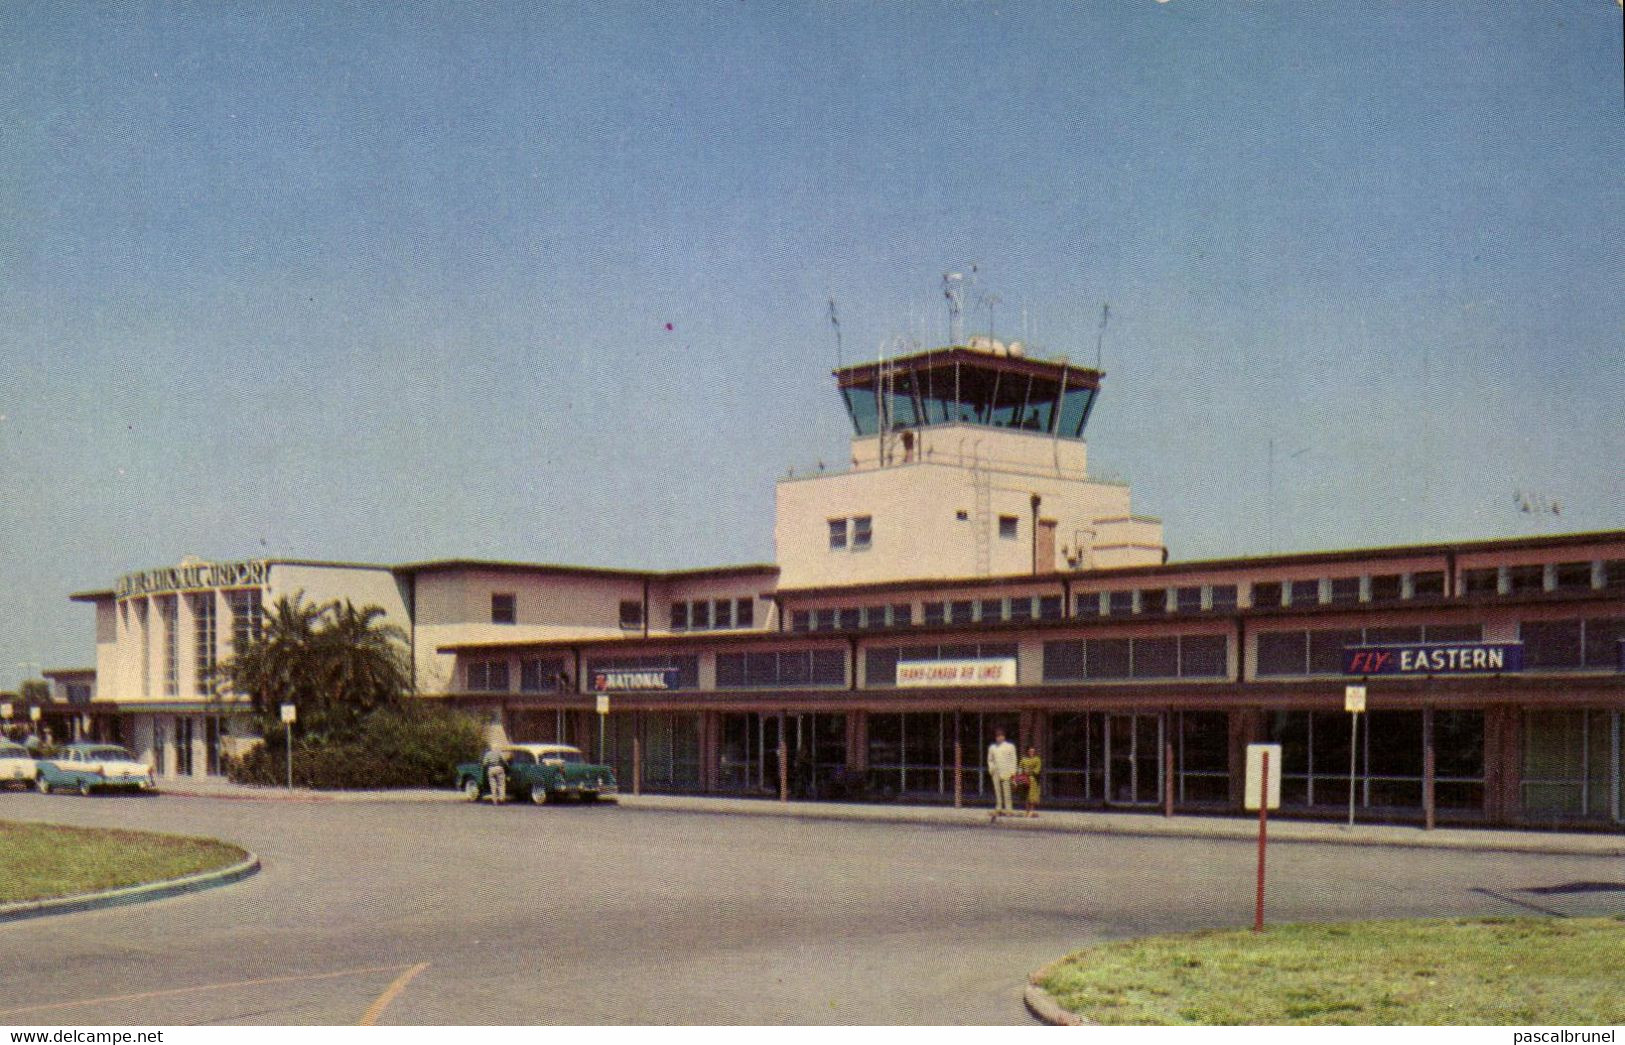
226, 705, 485, 790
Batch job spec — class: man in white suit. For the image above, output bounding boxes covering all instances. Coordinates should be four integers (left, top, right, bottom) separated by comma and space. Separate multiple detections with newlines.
986, 728, 1018, 819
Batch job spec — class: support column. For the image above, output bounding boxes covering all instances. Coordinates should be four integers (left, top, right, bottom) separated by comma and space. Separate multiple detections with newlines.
847, 711, 868, 773
632, 711, 643, 797
1164, 710, 1176, 818
778, 712, 789, 802
701, 711, 720, 793
953, 709, 964, 809
1423, 705, 1436, 830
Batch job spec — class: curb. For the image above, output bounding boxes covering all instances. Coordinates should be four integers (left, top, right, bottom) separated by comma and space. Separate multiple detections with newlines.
614, 797, 1625, 858
1024, 957, 1087, 1026
0, 852, 261, 924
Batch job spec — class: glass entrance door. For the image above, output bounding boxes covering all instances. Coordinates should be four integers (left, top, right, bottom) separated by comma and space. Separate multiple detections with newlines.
1105, 713, 1163, 806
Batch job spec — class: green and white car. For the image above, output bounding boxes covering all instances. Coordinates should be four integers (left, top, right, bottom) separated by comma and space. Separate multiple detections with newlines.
0, 740, 37, 789
35, 743, 156, 795
456, 743, 618, 805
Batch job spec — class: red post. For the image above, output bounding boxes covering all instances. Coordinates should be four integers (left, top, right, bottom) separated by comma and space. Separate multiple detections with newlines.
953, 738, 964, 809
632, 733, 642, 797
778, 717, 789, 802
1254, 749, 1269, 932
1164, 735, 1175, 818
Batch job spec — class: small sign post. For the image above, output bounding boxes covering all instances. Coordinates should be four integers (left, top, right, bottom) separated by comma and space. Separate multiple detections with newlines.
596, 694, 609, 764
1245, 743, 1282, 932
30, 706, 41, 722
0, 702, 11, 720
1344, 685, 1366, 828
280, 704, 297, 791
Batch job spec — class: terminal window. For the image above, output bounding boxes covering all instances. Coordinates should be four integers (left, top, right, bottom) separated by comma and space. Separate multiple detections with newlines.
491, 593, 516, 624
998, 515, 1018, 540
1369, 574, 1403, 601
828, 519, 848, 550
1209, 585, 1238, 612
1328, 577, 1361, 604
714, 599, 733, 629
1554, 561, 1593, 590
1251, 581, 1284, 608
619, 600, 643, 629
852, 515, 872, 549
735, 597, 755, 628
1411, 571, 1447, 599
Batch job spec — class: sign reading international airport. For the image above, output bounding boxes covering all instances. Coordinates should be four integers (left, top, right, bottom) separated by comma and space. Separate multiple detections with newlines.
592, 668, 682, 691
1342, 642, 1523, 676
115, 559, 269, 598
896, 658, 1018, 687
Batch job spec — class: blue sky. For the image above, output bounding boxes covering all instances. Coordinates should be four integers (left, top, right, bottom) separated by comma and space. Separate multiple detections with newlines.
3, 1, 1622, 684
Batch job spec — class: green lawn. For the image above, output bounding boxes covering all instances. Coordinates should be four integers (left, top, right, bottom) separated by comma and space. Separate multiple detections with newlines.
0, 820, 247, 904
1040, 917, 1625, 1025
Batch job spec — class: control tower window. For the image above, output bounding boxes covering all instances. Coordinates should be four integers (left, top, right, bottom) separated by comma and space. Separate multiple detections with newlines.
828, 519, 848, 550
998, 515, 1019, 540
835, 348, 1098, 439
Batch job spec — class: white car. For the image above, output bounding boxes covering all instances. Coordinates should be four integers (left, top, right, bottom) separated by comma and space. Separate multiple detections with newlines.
35, 743, 156, 795
0, 740, 37, 789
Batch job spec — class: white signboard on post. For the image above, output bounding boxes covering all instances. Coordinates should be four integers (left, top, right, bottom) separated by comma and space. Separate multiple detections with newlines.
280, 704, 297, 724
1244, 743, 1282, 811
0, 703, 11, 719
596, 694, 610, 715
1344, 685, 1367, 713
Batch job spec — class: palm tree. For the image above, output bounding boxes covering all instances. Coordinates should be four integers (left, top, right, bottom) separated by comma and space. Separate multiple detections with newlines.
217, 593, 410, 741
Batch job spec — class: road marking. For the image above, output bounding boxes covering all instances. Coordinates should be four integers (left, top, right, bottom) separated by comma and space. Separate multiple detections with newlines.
357, 961, 429, 1026
0, 962, 415, 1018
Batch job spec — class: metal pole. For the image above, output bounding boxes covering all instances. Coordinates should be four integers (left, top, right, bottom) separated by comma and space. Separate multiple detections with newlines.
1164, 727, 1175, 818
1255, 750, 1269, 932
633, 733, 642, 796
285, 720, 293, 792
1347, 711, 1359, 828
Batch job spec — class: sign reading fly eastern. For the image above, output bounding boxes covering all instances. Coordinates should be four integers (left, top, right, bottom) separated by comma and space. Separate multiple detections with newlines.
1343, 642, 1523, 676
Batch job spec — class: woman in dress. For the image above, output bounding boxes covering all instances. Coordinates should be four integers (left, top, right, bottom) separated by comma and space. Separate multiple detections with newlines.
1019, 745, 1043, 817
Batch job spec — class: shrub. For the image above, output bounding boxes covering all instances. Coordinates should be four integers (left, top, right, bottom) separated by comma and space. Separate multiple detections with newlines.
225, 704, 485, 789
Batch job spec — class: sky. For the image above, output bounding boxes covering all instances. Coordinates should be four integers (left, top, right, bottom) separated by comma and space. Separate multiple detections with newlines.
2, 1, 1622, 685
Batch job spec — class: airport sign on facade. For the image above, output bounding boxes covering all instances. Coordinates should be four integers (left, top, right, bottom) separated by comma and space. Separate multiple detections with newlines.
1343, 642, 1523, 676
896, 658, 1017, 687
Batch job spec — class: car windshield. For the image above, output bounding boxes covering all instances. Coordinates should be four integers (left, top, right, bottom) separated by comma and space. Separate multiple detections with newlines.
505, 750, 534, 765
86, 747, 134, 761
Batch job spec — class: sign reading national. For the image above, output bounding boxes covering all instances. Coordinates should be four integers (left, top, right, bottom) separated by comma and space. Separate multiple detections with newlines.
1343, 642, 1523, 676
592, 668, 682, 691
896, 658, 1017, 688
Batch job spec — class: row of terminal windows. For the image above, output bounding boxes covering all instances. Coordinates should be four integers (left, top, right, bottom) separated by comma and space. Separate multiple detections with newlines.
1462, 561, 1625, 597
828, 516, 873, 551
1042, 636, 1229, 680
466, 656, 570, 692
463, 616, 1624, 691
670, 598, 756, 631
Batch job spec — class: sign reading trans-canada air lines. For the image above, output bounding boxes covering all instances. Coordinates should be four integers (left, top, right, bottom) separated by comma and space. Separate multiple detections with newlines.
1343, 642, 1524, 676
896, 658, 1018, 687
115, 559, 269, 598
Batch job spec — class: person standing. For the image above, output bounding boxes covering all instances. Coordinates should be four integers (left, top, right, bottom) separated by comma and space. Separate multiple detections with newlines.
1019, 745, 1043, 817
986, 729, 1018, 819
483, 748, 508, 805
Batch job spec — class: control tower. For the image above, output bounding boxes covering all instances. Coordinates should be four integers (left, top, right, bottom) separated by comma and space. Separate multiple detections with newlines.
775, 336, 1164, 587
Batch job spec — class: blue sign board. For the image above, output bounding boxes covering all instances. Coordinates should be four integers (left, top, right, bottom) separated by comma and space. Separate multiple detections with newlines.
591, 667, 682, 692
1343, 642, 1524, 676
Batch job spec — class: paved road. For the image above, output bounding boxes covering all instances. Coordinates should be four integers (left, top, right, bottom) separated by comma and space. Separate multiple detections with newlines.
2, 792, 1621, 1025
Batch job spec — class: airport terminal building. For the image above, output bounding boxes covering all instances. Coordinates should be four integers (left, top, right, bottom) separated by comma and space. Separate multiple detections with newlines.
63, 339, 1625, 828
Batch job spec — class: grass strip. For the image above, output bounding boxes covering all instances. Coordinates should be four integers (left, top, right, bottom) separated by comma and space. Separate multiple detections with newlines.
1040, 916, 1625, 1025
0, 820, 247, 904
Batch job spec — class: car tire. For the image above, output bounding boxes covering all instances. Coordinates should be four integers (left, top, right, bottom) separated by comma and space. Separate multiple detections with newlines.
77, 779, 93, 797
36, 777, 51, 794
463, 778, 482, 802
530, 785, 549, 806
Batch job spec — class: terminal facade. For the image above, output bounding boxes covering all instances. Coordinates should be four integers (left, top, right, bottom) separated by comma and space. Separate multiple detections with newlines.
61, 340, 1625, 828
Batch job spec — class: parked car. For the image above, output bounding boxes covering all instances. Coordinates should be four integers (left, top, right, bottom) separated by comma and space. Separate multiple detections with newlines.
0, 740, 37, 789
456, 743, 617, 805
35, 743, 156, 795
